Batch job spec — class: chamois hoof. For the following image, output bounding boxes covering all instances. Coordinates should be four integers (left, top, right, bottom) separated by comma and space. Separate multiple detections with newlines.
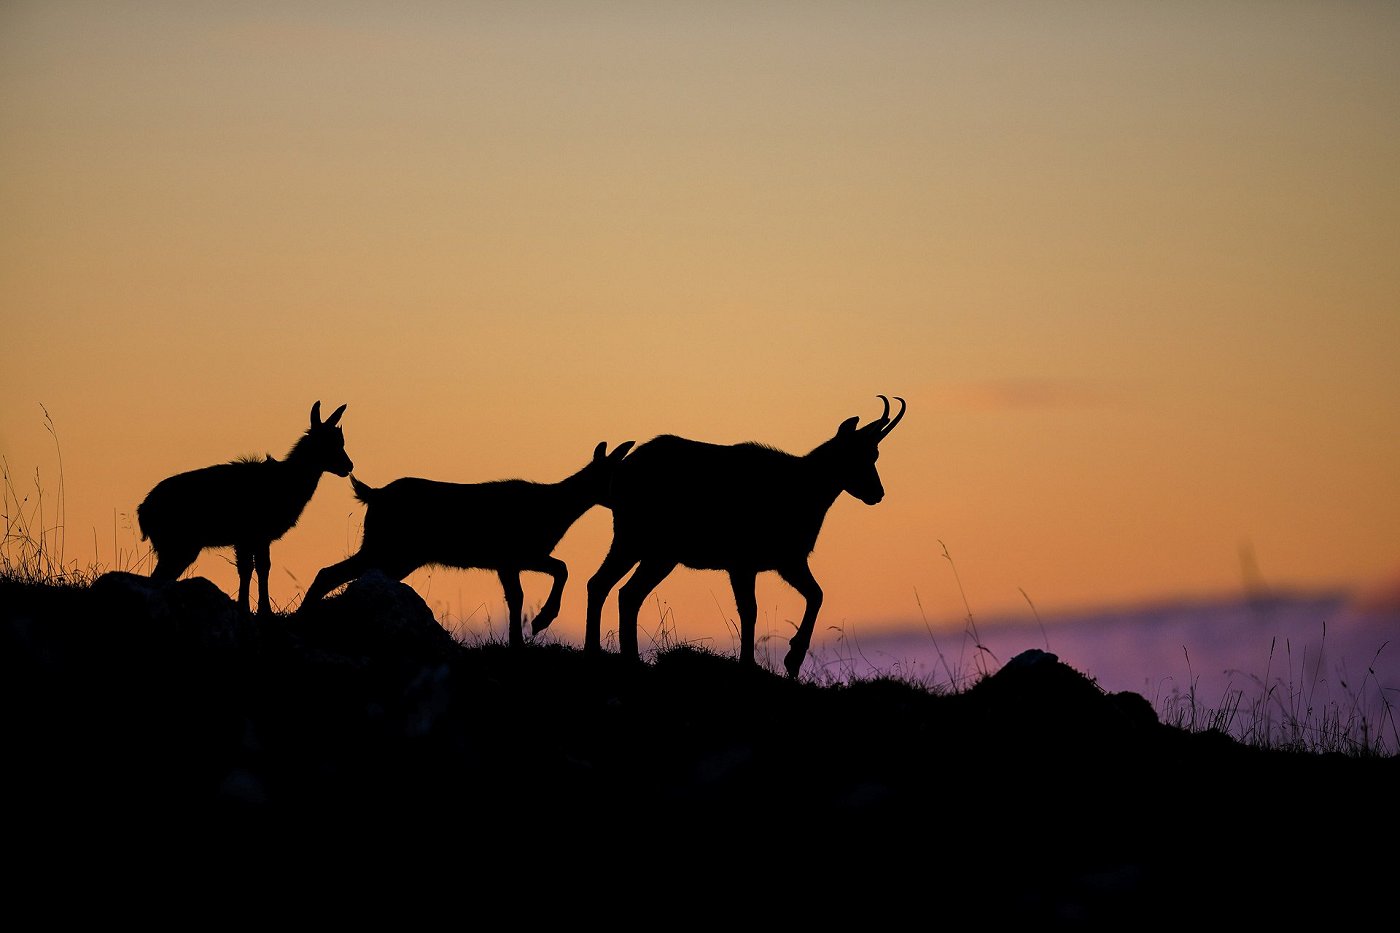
783, 646, 806, 679
530, 610, 558, 635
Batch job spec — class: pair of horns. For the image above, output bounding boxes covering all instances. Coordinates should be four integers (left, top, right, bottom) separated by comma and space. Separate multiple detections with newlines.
871, 394, 906, 438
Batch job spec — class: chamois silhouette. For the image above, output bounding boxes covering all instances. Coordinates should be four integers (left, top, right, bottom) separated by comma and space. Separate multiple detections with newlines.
137, 401, 353, 617
300, 440, 636, 647
586, 395, 906, 679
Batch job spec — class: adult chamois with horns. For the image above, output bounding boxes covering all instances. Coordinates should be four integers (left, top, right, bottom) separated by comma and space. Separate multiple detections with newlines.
300, 440, 635, 648
585, 395, 906, 679
137, 401, 353, 617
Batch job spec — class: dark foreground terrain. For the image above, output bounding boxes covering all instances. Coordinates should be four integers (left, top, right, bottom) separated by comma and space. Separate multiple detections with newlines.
4, 571, 1396, 925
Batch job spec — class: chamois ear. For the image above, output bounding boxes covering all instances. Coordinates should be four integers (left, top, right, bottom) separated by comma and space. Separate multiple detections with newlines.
610, 441, 636, 461
311, 401, 323, 426
324, 403, 347, 427
836, 415, 860, 435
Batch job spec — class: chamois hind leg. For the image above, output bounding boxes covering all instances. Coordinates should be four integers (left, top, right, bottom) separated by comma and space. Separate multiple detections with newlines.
585, 545, 639, 655
617, 558, 677, 663
728, 569, 759, 667
498, 570, 526, 648
527, 555, 568, 636
777, 561, 822, 680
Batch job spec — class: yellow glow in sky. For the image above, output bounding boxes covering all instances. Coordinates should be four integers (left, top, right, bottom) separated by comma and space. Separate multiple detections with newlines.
4, 2, 1398, 656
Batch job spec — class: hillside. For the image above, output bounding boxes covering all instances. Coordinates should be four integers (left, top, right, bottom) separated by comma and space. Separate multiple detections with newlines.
3, 570, 1395, 924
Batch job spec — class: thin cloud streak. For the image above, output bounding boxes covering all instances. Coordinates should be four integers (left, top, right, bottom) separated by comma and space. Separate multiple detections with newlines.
931, 378, 1115, 412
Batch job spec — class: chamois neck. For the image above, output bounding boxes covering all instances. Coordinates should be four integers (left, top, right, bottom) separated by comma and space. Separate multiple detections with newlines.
554, 467, 602, 514
801, 447, 849, 504
284, 435, 324, 470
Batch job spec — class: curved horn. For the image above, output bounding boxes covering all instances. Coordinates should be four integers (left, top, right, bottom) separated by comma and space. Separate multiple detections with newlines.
878, 395, 906, 439
311, 401, 323, 426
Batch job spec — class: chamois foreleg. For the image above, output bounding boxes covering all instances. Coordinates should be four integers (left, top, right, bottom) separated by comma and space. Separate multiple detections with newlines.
150, 544, 199, 583
526, 555, 569, 636
235, 546, 255, 616
498, 570, 526, 648
585, 545, 639, 655
616, 558, 676, 663
302, 552, 377, 608
778, 562, 823, 680
728, 569, 759, 667
254, 544, 274, 616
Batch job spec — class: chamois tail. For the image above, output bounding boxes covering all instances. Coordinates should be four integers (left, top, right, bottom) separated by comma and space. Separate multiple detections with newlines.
350, 475, 378, 505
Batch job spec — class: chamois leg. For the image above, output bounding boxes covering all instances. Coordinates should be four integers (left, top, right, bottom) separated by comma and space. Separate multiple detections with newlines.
617, 559, 677, 663
728, 569, 759, 667
301, 552, 374, 609
150, 544, 198, 582
254, 544, 272, 617
585, 546, 639, 655
235, 546, 255, 616
778, 562, 822, 679
499, 570, 526, 648
527, 555, 568, 636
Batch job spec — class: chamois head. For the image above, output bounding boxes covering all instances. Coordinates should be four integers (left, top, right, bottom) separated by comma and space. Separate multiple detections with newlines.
822, 394, 906, 506
582, 439, 636, 507
303, 401, 354, 477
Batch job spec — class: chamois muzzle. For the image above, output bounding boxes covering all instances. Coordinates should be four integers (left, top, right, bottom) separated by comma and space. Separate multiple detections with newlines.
856, 486, 884, 506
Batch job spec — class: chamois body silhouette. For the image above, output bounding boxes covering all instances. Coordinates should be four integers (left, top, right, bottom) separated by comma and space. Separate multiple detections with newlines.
300, 441, 636, 647
137, 401, 353, 617
586, 396, 905, 679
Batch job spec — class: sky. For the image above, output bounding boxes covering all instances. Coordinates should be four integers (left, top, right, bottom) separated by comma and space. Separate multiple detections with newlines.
3, 2, 1398, 660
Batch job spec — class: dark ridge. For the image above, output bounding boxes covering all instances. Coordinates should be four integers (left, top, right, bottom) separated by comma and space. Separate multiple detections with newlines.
3, 571, 1394, 925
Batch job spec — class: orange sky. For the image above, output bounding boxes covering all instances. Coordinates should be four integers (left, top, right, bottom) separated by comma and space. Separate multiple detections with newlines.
4, 3, 1398, 658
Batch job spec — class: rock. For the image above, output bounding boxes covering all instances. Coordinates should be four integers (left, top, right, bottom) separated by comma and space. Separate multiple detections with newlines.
293, 570, 461, 664
88, 570, 248, 651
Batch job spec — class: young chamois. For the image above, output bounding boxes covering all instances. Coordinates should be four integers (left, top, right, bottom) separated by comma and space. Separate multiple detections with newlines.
299, 440, 636, 647
137, 401, 353, 617
586, 395, 906, 679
